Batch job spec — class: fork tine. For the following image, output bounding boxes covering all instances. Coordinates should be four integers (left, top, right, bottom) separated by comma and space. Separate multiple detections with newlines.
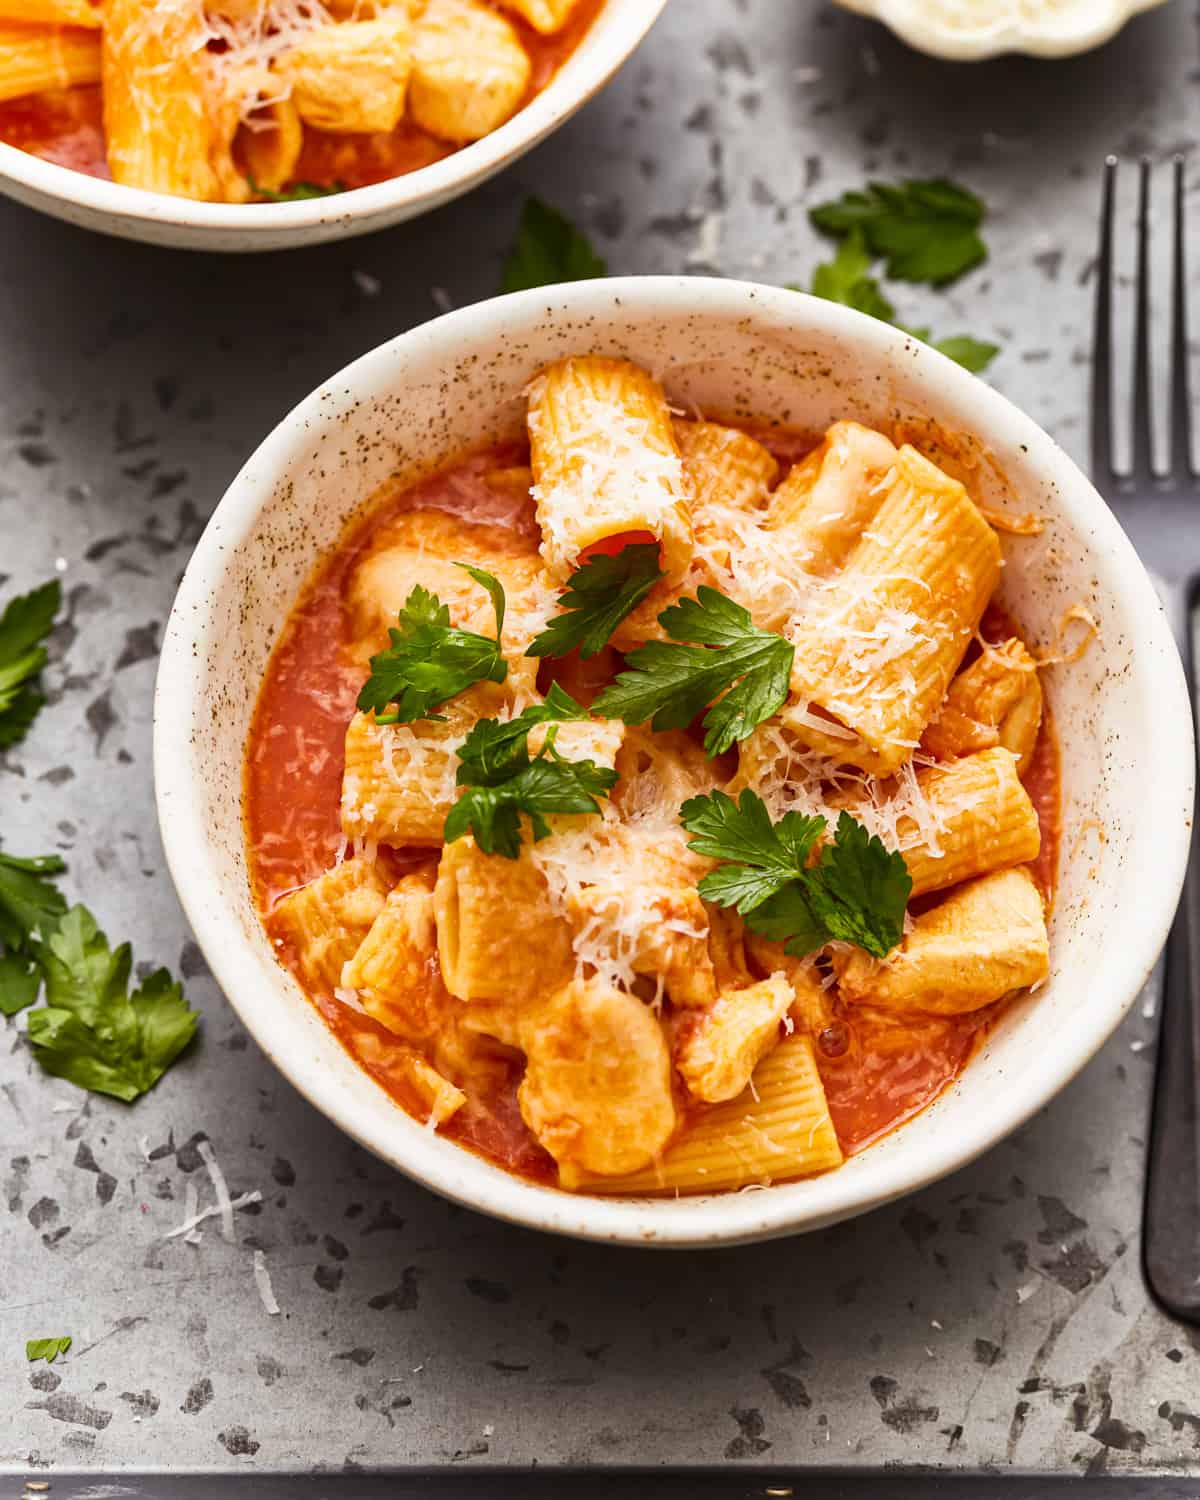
1091, 156, 1117, 481
1131, 156, 1156, 481
1170, 154, 1194, 480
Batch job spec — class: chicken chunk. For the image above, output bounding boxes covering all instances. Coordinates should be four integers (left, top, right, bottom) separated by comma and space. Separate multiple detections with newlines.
518, 979, 676, 1182
271, 855, 393, 993
746, 936, 836, 1036
495, 0, 584, 33
674, 973, 792, 1103
277, 14, 412, 135
410, 0, 531, 144
922, 638, 1043, 775
765, 420, 899, 572
835, 867, 1049, 1016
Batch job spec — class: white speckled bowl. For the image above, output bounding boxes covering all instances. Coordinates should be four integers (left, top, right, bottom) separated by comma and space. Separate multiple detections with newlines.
836, 0, 1168, 59
0, 0, 665, 252
154, 277, 1193, 1247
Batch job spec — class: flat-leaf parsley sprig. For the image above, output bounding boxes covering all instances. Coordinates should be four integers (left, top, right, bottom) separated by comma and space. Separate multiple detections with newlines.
500, 196, 607, 294
0, 578, 61, 749
26, 906, 199, 1103
0, 846, 67, 1016
356, 566, 508, 725
810, 177, 987, 287
592, 585, 793, 757
445, 685, 617, 859
680, 788, 911, 959
528, 541, 664, 661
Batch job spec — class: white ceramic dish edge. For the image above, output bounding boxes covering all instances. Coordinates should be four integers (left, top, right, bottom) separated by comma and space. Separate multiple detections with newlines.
835, 0, 1167, 60
154, 277, 1194, 1247
0, 0, 666, 251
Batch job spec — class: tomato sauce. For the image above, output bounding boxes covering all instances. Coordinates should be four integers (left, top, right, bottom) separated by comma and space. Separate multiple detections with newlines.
0, 0, 603, 192
244, 436, 1062, 1189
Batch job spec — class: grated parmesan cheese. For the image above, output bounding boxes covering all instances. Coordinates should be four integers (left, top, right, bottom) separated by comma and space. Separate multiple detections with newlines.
196, 1138, 237, 1243
164, 1188, 263, 1241
253, 1249, 281, 1315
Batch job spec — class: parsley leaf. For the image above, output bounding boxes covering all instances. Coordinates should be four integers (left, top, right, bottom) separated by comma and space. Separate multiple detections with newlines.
445, 686, 616, 858
929, 334, 1001, 374
454, 682, 591, 784
26, 906, 198, 1102
248, 176, 345, 201
803, 233, 999, 375
26, 1336, 71, 1363
804, 228, 897, 322
810, 177, 987, 286
0, 579, 60, 749
356, 568, 508, 726
528, 542, 664, 660
680, 789, 825, 914
0, 847, 66, 1016
501, 197, 607, 293
593, 585, 793, 756
680, 791, 911, 959
807, 811, 914, 956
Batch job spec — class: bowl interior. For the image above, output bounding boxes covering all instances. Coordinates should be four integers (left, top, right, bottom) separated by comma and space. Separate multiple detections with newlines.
155, 279, 1192, 1245
0, 0, 665, 250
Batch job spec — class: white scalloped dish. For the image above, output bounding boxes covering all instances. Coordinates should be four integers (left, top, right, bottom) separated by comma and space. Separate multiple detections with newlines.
836, 0, 1168, 60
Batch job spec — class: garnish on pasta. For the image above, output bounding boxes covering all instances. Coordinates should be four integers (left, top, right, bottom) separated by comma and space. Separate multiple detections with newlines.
356, 566, 508, 726
528, 542, 664, 661
445, 686, 618, 859
680, 789, 912, 959
592, 586, 793, 756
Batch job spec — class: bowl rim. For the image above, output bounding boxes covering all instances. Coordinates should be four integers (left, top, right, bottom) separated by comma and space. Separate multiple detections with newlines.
836, 0, 1167, 60
154, 276, 1195, 1247
0, 0, 666, 236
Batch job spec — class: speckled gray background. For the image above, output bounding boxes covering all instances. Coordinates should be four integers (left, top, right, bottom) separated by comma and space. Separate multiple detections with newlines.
3, 0, 1200, 1481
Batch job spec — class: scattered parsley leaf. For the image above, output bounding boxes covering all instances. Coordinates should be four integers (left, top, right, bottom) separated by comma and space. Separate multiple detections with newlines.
0, 579, 60, 749
0, 848, 66, 1016
804, 228, 896, 322
247, 176, 345, 201
528, 542, 664, 661
26, 1336, 71, 1363
680, 791, 911, 959
356, 569, 508, 726
803, 234, 999, 375
500, 197, 607, 294
26, 906, 198, 1102
810, 177, 987, 286
593, 585, 793, 756
929, 334, 1000, 374
445, 686, 615, 858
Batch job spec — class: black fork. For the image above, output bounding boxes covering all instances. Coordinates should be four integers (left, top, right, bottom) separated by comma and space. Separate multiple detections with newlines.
1094, 156, 1200, 1321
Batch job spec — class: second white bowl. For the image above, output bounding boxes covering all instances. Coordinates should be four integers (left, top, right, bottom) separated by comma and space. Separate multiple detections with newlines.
0, 0, 665, 251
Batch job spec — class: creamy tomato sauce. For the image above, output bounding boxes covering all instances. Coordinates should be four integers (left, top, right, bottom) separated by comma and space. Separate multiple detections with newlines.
0, 0, 602, 191
244, 436, 1062, 1185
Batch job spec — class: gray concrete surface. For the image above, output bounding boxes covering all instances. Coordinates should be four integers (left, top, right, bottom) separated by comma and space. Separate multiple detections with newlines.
3, 0, 1200, 1479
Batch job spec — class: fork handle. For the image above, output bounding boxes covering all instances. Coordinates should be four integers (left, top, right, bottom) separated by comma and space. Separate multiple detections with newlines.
1144, 618, 1200, 1323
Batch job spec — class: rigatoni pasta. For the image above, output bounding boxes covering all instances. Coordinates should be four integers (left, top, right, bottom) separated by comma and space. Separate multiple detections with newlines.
0, 0, 601, 199
245, 356, 1063, 1198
